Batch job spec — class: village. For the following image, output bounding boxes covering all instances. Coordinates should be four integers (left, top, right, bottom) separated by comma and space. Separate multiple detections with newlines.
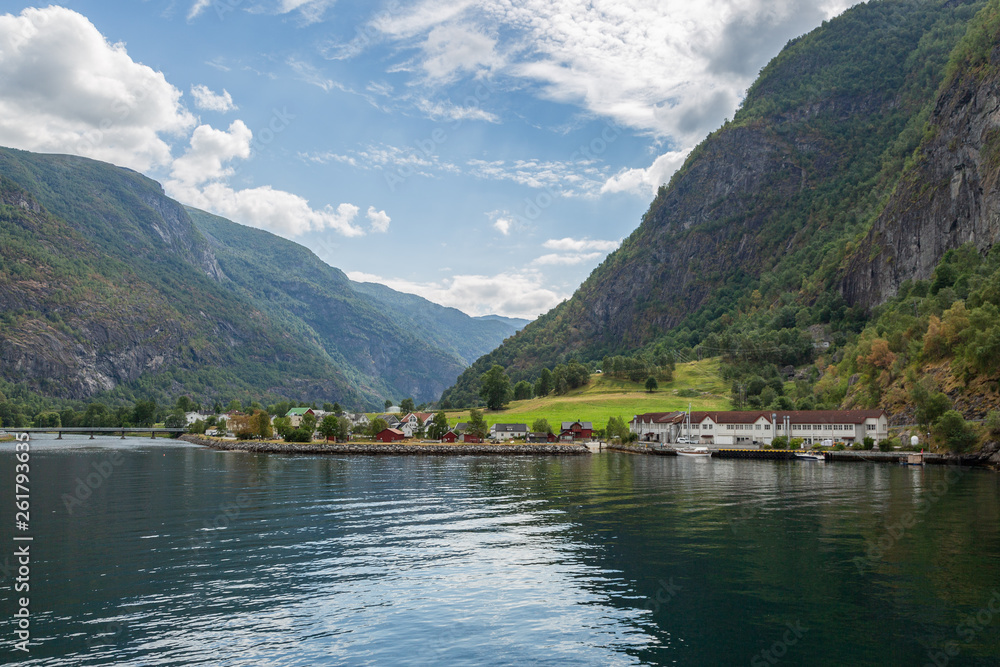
185, 405, 895, 451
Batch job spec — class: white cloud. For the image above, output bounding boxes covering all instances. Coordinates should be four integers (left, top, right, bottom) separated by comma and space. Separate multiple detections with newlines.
415, 98, 499, 123
187, 0, 211, 20
376, 0, 858, 141
493, 217, 511, 235
346, 269, 566, 319
169, 120, 252, 187
0, 6, 195, 171
421, 23, 499, 81
535, 252, 602, 266
367, 206, 391, 233
190, 84, 237, 112
166, 121, 365, 237
542, 237, 619, 253
288, 58, 338, 91
601, 149, 692, 197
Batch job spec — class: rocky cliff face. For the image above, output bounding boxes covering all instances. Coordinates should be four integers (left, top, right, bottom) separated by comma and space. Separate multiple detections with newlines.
843, 43, 1000, 308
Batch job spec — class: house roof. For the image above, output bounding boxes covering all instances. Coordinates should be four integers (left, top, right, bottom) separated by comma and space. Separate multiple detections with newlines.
454, 422, 469, 432
378, 428, 405, 436
561, 421, 593, 430
493, 423, 528, 431
286, 407, 313, 416
690, 410, 887, 425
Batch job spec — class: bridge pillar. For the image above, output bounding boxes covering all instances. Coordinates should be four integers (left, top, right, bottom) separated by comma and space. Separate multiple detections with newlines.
89, 433, 94, 439
151, 431, 156, 439
57, 432, 62, 440
121, 430, 126, 439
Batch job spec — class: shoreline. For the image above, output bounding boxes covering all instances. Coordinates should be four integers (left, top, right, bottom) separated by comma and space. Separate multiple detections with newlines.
180, 434, 589, 456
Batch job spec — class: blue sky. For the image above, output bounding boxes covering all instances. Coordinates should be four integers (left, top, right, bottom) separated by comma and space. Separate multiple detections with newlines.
0, 0, 856, 318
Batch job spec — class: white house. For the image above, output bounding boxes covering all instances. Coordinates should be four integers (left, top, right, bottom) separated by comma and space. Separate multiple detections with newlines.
490, 423, 528, 440
631, 410, 889, 447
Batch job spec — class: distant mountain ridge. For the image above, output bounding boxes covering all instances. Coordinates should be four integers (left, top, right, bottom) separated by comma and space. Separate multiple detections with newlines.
0, 146, 523, 408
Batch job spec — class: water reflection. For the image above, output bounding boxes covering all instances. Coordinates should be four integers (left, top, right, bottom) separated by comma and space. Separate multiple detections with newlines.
1, 436, 998, 665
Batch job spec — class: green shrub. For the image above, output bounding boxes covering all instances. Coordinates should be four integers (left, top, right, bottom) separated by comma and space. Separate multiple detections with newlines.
934, 410, 979, 453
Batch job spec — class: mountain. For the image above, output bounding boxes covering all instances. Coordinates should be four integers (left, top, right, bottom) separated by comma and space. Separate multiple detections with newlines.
442, 0, 991, 408
475, 315, 530, 330
349, 280, 524, 365
0, 147, 521, 409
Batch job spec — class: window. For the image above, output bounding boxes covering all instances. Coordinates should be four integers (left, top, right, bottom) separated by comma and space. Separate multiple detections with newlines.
727, 425, 733, 430
867, 423, 876, 431
764, 424, 770, 430
756, 424, 761, 430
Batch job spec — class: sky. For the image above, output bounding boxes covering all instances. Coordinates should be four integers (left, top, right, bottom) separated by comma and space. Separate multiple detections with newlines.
0, 0, 857, 318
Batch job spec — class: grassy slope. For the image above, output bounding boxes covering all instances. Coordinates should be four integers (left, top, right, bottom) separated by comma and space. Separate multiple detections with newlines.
436, 359, 729, 430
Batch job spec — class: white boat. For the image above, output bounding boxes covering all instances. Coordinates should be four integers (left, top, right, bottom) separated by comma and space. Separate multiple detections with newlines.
794, 453, 824, 462
676, 446, 712, 458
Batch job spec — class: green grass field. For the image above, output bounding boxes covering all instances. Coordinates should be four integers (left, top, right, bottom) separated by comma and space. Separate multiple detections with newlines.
440, 358, 731, 430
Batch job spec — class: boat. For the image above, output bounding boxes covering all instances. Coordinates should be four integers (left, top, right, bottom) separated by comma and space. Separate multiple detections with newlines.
676, 446, 712, 458
794, 452, 825, 462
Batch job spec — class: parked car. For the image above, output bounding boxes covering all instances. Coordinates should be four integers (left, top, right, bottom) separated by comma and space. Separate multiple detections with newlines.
676, 437, 691, 444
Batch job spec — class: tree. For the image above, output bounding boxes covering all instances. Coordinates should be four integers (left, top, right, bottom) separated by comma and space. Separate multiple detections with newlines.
273, 417, 293, 438
911, 380, 951, 432
250, 410, 273, 439
176, 395, 198, 413
400, 398, 416, 414
332, 402, 342, 415
384, 399, 393, 411
428, 411, 450, 439
319, 415, 340, 440
479, 364, 513, 411
227, 399, 242, 412
531, 418, 552, 434
335, 417, 350, 442
301, 413, 318, 435
467, 409, 488, 438
164, 409, 186, 429
132, 400, 157, 427
368, 417, 389, 437
606, 416, 630, 441
934, 410, 979, 453
645, 376, 658, 392
215, 418, 227, 437
513, 380, 533, 401
535, 368, 553, 397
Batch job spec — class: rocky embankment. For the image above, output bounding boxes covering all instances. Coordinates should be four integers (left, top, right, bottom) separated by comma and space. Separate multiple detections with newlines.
180, 435, 588, 456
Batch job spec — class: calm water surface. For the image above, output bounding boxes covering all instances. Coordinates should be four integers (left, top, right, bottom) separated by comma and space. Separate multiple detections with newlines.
2, 436, 999, 665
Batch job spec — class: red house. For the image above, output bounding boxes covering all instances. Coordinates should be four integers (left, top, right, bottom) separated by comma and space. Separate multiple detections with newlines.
560, 421, 593, 440
375, 428, 405, 443
462, 433, 483, 443
442, 430, 460, 443
527, 432, 557, 443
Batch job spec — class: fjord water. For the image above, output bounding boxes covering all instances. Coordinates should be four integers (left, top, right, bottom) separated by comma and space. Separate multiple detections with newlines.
2, 437, 999, 666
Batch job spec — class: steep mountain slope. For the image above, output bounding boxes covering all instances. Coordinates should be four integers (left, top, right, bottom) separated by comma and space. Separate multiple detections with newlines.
442, 0, 987, 407
188, 208, 467, 403
843, 0, 1000, 307
350, 280, 524, 365
0, 147, 519, 408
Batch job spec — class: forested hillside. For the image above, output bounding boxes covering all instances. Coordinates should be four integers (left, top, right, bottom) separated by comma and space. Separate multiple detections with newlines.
442, 0, 997, 410
0, 148, 522, 414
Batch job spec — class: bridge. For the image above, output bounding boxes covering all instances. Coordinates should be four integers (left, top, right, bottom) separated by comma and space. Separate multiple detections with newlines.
6, 427, 186, 440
